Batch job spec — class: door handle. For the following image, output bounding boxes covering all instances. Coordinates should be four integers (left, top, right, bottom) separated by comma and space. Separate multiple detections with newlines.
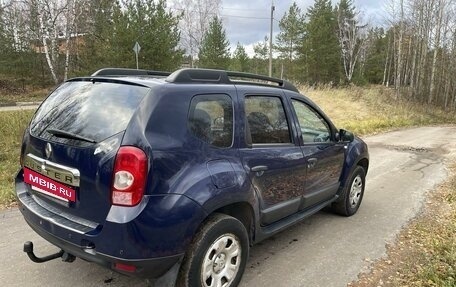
251, 165, 268, 172
251, 165, 268, 177
307, 158, 318, 169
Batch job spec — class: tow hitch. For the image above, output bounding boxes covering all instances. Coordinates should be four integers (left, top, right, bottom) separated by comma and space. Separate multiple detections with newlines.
23, 241, 76, 263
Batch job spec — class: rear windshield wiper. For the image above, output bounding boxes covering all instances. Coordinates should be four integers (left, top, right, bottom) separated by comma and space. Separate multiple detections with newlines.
47, 128, 97, 143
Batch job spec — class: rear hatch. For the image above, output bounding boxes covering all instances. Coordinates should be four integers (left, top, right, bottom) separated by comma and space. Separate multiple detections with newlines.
21, 79, 150, 224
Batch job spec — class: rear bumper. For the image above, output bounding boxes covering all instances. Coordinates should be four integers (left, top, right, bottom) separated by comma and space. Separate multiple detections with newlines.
15, 171, 206, 279
21, 211, 182, 278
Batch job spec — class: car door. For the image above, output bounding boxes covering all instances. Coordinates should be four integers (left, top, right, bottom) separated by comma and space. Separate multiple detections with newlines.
289, 97, 345, 210
238, 89, 307, 226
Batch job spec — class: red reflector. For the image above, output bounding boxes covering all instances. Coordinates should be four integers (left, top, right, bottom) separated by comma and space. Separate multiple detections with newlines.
114, 263, 137, 272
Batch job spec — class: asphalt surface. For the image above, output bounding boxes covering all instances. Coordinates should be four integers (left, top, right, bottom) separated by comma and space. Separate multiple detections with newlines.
1, 126, 455, 287
0, 104, 39, 112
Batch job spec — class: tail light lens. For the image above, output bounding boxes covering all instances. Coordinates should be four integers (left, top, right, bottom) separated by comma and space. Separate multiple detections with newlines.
111, 146, 148, 206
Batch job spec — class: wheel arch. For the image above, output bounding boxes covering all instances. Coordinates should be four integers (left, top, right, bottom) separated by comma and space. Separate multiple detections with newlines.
211, 202, 256, 245
357, 157, 369, 174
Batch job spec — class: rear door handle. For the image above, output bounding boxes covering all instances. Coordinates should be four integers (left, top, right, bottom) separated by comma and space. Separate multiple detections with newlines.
307, 158, 318, 169
251, 165, 268, 172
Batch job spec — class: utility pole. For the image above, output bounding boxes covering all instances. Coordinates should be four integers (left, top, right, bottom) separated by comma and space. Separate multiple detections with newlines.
269, 1, 275, 77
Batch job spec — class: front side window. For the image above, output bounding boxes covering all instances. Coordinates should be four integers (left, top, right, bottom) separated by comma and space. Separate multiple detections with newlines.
245, 96, 291, 144
292, 100, 331, 144
188, 94, 233, 147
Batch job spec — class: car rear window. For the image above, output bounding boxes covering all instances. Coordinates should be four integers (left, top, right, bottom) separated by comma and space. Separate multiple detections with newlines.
30, 80, 150, 143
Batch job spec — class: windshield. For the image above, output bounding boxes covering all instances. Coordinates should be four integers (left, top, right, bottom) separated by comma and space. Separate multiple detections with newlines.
30, 80, 150, 143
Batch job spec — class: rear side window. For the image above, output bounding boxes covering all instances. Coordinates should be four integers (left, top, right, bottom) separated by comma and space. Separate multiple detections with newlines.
30, 81, 150, 143
188, 94, 233, 148
245, 96, 291, 144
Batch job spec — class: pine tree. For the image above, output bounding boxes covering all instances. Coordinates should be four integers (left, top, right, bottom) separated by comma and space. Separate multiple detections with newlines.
78, 0, 119, 74
81, 0, 183, 73
253, 36, 269, 75
276, 2, 305, 80
198, 16, 230, 69
300, 0, 341, 84
231, 42, 250, 72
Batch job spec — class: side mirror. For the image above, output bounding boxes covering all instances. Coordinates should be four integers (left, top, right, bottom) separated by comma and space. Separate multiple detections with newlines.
339, 129, 354, 143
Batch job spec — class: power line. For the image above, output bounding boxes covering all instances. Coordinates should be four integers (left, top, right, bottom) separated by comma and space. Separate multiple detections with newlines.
221, 7, 268, 12
221, 14, 270, 20
169, 6, 274, 21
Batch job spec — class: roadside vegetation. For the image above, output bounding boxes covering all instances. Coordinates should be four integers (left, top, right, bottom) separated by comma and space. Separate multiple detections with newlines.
0, 77, 49, 105
0, 110, 34, 208
350, 165, 456, 287
304, 85, 455, 135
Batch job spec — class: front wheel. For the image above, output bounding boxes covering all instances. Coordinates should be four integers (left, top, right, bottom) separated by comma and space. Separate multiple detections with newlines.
176, 213, 249, 287
332, 165, 366, 216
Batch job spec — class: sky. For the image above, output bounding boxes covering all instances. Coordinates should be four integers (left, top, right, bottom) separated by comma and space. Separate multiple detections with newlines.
219, 0, 386, 56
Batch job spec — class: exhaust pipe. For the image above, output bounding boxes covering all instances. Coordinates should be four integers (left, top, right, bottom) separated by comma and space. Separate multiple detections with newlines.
23, 241, 75, 263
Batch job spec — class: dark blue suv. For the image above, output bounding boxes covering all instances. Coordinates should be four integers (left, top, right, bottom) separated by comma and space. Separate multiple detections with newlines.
16, 68, 369, 287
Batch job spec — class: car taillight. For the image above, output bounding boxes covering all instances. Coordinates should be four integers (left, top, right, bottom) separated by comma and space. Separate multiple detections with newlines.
111, 146, 148, 207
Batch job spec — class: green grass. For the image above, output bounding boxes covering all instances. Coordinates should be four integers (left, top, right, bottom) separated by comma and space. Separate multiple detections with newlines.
0, 110, 34, 207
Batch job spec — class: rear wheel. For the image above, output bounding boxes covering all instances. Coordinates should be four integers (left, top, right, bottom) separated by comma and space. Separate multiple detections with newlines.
176, 213, 249, 287
332, 166, 366, 216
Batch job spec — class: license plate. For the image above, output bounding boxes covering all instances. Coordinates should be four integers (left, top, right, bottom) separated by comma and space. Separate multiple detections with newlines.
24, 168, 76, 202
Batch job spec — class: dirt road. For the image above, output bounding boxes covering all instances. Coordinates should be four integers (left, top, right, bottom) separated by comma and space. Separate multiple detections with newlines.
1, 127, 455, 287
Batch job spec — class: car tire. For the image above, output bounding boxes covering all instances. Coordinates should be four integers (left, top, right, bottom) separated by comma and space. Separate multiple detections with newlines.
332, 165, 366, 216
176, 213, 249, 287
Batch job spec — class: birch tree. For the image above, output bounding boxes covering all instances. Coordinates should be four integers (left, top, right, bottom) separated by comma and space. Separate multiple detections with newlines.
173, 0, 221, 67
428, 0, 445, 104
336, 0, 367, 83
31, 0, 68, 84
24, 0, 89, 83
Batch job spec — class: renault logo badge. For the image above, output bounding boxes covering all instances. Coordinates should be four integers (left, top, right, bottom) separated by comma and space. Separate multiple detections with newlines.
45, 143, 52, 159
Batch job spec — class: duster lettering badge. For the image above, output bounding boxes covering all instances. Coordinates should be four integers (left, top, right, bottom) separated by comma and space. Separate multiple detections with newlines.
23, 154, 80, 186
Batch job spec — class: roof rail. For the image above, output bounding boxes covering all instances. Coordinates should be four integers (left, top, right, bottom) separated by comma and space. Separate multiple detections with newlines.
91, 68, 171, 77
227, 71, 299, 93
166, 68, 299, 93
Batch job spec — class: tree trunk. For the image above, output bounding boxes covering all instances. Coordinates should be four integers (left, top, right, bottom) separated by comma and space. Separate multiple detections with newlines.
38, 11, 58, 84
395, 0, 404, 98
383, 35, 391, 86
429, 0, 444, 104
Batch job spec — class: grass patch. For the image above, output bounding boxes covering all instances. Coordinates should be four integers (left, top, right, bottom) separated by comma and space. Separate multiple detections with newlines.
302, 85, 456, 136
0, 110, 34, 208
0, 88, 49, 104
350, 165, 456, 287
